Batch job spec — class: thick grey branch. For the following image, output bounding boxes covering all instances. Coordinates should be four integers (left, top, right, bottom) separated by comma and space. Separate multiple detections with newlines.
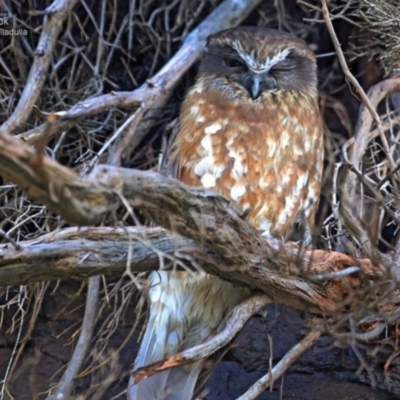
0, 128, 391, 316
0, 227, 202, 286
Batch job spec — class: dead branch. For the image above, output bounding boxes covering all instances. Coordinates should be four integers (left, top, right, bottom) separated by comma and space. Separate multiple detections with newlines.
340, 77, 400, 262
321, 0, 400, 261
45, 276, 100, 400
2, 123, 379, 317
0, 127, 117, 225
0, 121, 395, 314
0, 0, 79, 134
0, 227, 202, 285
16, 0, 262, 145
0, 220, 390, 317
321, 0, 385, 131
344, 77, 400, 179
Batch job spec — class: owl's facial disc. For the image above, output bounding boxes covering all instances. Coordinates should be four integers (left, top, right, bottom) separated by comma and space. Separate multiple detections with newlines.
199, 30, 317, 102
225, 48, 298, 99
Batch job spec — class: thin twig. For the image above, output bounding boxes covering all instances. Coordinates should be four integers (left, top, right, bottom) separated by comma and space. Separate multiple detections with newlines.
235, 320, 324, 400
105, 106, 146, 167
320, 0, 396, 170
45, 275, 100, 400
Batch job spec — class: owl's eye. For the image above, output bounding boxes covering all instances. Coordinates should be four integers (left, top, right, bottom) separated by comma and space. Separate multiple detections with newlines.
224, 58, 246, 69
271, 59, 296, 72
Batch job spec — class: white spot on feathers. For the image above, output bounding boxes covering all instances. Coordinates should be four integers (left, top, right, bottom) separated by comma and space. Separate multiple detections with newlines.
213, 164, 225, 179
229, 149, 247, 176
277, 174, 308, 226
201, 173, 216, 188
266, 138, 277, 157
230, 185, 246, 201
293, 145, 302, 156
194, 85, 203, 94
201, 135, 213, 154
293, 173, 308, 198
278, 198, 295, 225
281, 171, 292, 184
226, 137, 234, 147
194, 157, 213, 176
190, 105, 199, 115
259, 177, 268, 188
280, 130, 290, 147
205, 123, 222, 135
242, 202, 251, 211
303, 137, 313, 152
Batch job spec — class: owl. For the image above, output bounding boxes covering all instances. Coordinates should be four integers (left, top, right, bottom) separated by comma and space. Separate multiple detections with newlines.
128, 26, 324, 400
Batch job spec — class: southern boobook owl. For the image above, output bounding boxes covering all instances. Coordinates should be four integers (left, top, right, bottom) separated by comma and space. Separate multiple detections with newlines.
128, 26, 324, 400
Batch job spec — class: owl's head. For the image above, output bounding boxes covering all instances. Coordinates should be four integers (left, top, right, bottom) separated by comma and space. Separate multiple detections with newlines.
197, 27, 318, 101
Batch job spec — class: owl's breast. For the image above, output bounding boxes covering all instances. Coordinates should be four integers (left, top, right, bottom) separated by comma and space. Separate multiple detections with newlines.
174, 89, 324, 239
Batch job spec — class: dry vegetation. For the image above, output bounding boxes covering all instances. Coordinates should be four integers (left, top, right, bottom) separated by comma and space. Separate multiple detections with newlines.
1, 0, 400, 399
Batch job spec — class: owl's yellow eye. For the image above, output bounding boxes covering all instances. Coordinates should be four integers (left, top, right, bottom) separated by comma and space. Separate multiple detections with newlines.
224, 58, 246, 68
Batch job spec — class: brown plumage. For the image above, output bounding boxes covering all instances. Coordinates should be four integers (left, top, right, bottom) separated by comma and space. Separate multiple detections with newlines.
128, 26, 324, 400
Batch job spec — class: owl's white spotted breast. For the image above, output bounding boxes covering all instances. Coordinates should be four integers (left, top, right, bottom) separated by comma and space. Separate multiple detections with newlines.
172, 82, 324, 240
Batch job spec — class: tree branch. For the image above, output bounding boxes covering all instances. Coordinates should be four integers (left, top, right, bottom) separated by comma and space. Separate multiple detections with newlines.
0, 121, 392, 315
45, 275, 100, 400
0, 223, 388, 316
1, 0, 79, 134
0, 227, 201, 285
16, 0, 262, 144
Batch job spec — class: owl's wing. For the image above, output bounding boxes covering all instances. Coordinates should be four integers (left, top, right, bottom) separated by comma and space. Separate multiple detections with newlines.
159, 120, 182, 179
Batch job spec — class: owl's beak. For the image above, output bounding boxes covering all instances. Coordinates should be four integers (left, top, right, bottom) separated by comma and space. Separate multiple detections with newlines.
250, 74, 277, 99
251, 75, 262, 99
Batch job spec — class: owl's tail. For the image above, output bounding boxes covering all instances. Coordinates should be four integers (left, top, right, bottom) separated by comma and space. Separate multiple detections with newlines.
127, 271, 250, 400
127, 272, 205, 400
127, 315, 204, 400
